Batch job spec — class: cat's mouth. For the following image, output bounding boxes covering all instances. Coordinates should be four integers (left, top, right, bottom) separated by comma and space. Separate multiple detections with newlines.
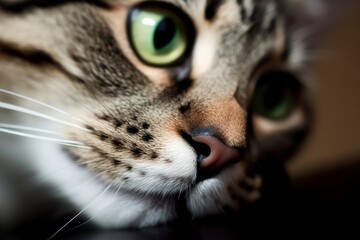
196, 157, 242, 183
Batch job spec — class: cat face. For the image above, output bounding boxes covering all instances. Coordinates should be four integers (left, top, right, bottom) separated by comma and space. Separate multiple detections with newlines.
0, 0, 311, 227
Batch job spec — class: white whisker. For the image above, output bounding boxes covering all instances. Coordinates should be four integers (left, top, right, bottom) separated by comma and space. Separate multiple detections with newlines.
0, 123, 62, 136
0, 88, 86, 123
0, 127, 90, 149
47, 184, 112, 240
113, 182, 124, 199
0, 102, 89, 131
66, 217, 95, 233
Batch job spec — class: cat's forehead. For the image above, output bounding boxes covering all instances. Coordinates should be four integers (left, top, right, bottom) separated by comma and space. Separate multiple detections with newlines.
121, 0, 281, 23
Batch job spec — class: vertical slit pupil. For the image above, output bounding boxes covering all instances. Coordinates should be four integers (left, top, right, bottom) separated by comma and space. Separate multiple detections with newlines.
263, 83, 285, 110
154, 17, 176, 50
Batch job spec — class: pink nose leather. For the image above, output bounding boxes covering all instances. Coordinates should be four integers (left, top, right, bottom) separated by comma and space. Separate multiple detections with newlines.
192, 135, 242, 171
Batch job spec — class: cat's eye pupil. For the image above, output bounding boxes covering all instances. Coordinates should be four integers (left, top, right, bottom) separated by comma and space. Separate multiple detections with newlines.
263, 84, 286, 109
154, 17, 176, 50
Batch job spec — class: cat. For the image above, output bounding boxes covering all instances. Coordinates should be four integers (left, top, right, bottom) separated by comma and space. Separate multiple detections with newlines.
0, 0, 330, 234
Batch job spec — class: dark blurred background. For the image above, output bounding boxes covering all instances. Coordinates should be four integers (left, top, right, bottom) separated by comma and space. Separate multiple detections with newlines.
288, 0, 360, 184
285, 0, 360, 225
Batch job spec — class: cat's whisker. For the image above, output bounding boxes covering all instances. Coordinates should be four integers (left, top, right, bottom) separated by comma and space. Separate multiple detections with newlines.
83, 84, 120, 122
65, 183, 118, 234
0, 88, 86, 124
113, 182, 124, 199
66, 183, 118, 233
0, 102, 89, 132
0, 123, 62, 136
47, 184, 112, 240
65, 217, 95, 233
0, 127, 90, 149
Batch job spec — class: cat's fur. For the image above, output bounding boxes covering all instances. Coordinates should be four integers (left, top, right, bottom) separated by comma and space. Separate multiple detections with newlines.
0, 0, 322, 231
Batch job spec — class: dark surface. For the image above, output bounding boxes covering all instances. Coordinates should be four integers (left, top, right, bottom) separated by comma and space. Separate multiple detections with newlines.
2, 158, 360, 240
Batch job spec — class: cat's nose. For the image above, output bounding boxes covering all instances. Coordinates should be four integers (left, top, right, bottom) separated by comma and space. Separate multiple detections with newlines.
181, 131, 242, 181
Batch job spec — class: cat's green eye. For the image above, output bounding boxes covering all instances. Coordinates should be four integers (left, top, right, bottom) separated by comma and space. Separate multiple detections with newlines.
128, 4, 193, 66
251, 72, 299, 120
